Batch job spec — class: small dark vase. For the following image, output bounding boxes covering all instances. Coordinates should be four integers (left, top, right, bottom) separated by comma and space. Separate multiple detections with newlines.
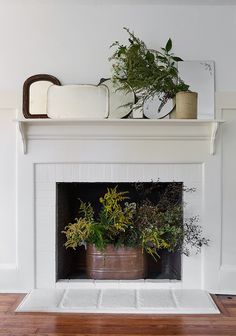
160, 250, 173, 279
159, 250, 181, 280
86, 244, 146, 280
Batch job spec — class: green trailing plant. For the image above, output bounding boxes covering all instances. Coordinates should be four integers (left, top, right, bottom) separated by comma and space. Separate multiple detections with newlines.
109, 27, 189, 110
62, 184, 209, 260
182, 216, 210, 256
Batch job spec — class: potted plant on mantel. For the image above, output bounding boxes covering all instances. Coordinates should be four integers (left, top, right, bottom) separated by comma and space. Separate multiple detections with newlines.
62, 185, 209, 280
109, 27, 198, 119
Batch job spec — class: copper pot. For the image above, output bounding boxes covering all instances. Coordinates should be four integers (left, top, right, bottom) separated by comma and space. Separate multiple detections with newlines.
86, 244, 146, 280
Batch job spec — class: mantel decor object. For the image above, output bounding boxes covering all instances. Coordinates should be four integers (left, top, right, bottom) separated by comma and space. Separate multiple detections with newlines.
47, 84, 109, 119
98, 78, 135, 119
170, 92, 198, 119
109, 28, 190, 120
178, 61, 215, 119
23, 74, 61, 119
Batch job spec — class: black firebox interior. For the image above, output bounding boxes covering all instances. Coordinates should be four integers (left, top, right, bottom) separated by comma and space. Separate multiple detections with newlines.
56, 182, 182, 281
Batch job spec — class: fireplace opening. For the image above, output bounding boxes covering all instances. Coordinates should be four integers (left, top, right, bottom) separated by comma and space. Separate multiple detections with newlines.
56, 182, 183, 281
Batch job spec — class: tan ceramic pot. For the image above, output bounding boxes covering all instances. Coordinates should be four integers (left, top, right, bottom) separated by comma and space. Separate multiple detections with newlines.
86, 244, 146, 280
170, 91, 198, 119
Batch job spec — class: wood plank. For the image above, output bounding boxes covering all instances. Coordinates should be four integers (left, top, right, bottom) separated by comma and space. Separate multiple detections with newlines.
0, 294, 236, 336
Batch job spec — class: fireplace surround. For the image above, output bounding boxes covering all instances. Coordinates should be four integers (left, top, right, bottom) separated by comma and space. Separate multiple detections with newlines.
35, 161, 203, 289
13, 118, 223, 292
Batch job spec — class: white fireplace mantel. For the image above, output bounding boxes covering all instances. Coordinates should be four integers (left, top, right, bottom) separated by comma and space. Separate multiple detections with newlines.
13, 114, 226, 293
0, 93, 233, 294
17, 119, 223, 155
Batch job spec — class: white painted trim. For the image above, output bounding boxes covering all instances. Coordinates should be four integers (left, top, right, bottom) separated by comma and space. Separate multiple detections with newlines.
0, 263, 17, 270
60, 0, 236, 5
16, 119, 224, 156
56, 280, 183, 290
17, 121, 27, 154
220, 265, 236, 272
215, 92, 236, 294
210, 121, 219, 155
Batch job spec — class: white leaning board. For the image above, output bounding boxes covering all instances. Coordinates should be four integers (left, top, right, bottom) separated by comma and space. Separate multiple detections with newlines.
47, 84, 109, 119
16, 288, 219, 314
178, 61, 215, 120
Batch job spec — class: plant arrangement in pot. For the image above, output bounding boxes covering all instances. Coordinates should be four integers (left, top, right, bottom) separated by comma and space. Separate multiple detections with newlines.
109, 28, 197, 119
62, 187, 144, 279
62, 184, 209, 280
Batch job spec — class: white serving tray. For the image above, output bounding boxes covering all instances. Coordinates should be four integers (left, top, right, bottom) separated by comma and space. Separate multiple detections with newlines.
47, 84, 109, 119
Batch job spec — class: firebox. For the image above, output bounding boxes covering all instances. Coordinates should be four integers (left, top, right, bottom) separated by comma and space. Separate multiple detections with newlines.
56, 182, 183, 281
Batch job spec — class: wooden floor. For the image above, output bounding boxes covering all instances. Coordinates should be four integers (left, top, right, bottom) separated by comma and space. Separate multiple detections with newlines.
0, 294, 236, 335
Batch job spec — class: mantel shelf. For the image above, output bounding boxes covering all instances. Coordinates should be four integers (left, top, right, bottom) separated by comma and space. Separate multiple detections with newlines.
16, 118, 224, 155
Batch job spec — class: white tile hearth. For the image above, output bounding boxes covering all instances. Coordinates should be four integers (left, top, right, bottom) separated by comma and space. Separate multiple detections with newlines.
61, 289, 100, 309
16, 288, 219, 314
15, 289, 64, 311
138, 289, 174, 308
100, 289, 137, 309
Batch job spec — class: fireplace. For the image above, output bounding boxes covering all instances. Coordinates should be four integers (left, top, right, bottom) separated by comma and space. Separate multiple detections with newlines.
7, 116, 224, 294
34, 162, 203, 288
56, 181, 183, 281
35, 161, 203, 289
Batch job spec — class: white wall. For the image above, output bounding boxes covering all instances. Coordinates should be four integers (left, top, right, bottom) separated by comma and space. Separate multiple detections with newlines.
0, 0, 235, 91
0, 0, 236, 292
0, 108, 17, 266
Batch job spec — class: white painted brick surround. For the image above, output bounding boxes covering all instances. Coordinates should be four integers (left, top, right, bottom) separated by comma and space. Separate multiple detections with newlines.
35, 163, 202, 289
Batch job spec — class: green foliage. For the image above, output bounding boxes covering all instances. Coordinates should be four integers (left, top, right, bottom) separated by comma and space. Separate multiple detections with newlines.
62, 217, 92, 250
99, 187, 136, 238
79, 200, 94, 224
182, 216, 210, 256
109, 27, 189, 109
62, 184, 209, 259
62, 186, 137, 251
136, 201, 184, 259
61, 201, 95, 249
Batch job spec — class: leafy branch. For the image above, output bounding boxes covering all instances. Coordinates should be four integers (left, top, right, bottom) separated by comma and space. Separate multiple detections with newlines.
109, 28, 189, 110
